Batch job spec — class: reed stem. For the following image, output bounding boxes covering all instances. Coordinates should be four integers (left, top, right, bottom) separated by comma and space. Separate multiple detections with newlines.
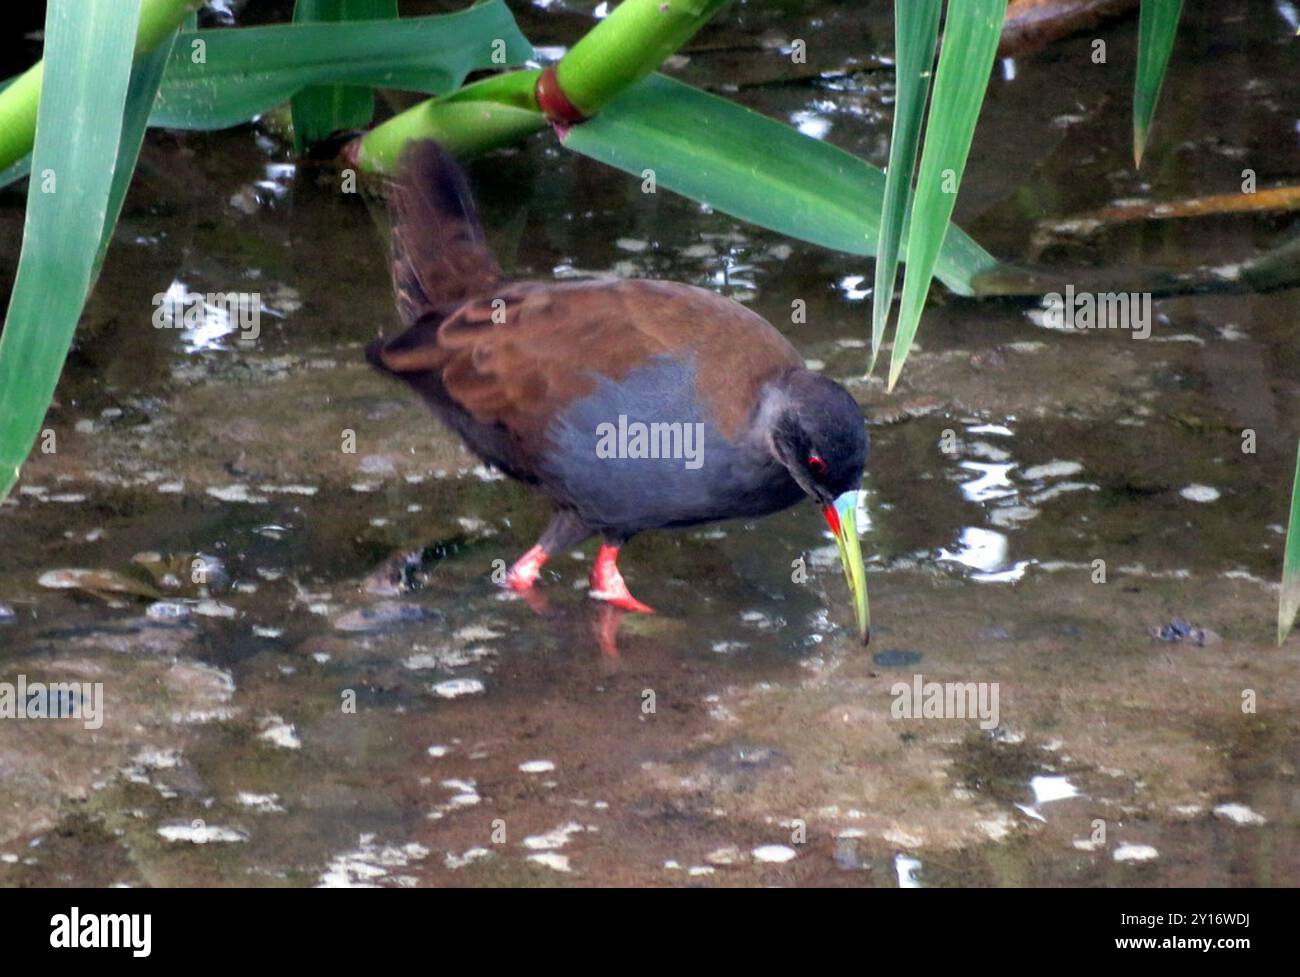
0, 0, 200, 170
356, 0, 731, 171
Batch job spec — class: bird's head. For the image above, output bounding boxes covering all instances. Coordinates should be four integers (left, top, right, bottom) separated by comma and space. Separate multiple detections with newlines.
767, 369, 871, 643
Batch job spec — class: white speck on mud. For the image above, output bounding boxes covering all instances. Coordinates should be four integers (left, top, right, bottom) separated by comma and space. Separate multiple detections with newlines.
428, 778, 481, 815
403, 653, 440, 670
527, 852, 571, 873
406, 645, 494, 670
1015, 776, 1081, 824
258, 483, 318, 496
148, 600, 189, 621
740, 610, 775, 629
431, 678, 485, 698
133, 748, 181, 769
237, 792, 285, 813
1180, 484, 1221, 502
257, 716, 301, 750
1113, 843, 1159, 862
1028, 481, 1098, 505
752, 844, 797, 864
205, 484, 268, 504
966, 441, 1011, 462
523, 822, 585, 850
989, 505, 1040, 529
426, 744, 451, 758
1022, 460, 1083, 481
706, 845, 744, 866
445, 847, 494, 870
158, 823, 248, 844
469, 465, 504, 482
318, 836, 429, 888
1213, 802, 1266, 826
194, 599, 237, 619
125, 748, 181, 785
1031, 775, 1080, 805
454, 625, 503, 642
519, 760, 555, 774
704, 694, 738, 724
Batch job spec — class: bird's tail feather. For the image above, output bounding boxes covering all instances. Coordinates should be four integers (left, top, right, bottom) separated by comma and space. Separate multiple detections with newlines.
386, 140, 503, 328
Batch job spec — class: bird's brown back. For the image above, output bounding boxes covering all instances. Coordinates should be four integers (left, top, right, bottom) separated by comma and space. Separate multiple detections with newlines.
371, 142, 805, 469
375, 277, 804, 445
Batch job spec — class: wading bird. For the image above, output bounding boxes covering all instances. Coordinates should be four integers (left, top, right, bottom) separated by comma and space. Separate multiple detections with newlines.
367, 142, 870, 641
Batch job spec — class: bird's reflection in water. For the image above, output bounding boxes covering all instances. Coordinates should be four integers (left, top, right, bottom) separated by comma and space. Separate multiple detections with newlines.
507, 584, 631, 660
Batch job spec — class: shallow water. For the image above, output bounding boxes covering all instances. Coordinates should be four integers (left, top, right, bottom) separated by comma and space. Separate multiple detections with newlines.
1, 0, 1298, 886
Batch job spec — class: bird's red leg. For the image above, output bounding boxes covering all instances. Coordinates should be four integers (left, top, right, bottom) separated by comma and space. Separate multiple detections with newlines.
589, 543, 654, 613
505, 544, 549, 592
502, 513, 590, 612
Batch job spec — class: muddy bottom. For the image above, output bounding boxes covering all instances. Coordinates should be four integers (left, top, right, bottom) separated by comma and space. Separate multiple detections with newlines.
1, 0, 1298, 886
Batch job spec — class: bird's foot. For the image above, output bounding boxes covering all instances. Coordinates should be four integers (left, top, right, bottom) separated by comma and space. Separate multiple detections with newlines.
504, 544, 549, 592
589, 543, 654, 614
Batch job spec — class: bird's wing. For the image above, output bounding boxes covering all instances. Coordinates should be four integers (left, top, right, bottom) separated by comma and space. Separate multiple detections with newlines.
374, 278, 804, 449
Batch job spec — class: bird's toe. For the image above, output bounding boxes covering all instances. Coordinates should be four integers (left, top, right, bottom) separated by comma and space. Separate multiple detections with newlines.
591, 589, 655, 614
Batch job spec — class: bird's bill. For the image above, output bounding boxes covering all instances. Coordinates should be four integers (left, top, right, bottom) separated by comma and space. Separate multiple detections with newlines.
823, 491, 871, 644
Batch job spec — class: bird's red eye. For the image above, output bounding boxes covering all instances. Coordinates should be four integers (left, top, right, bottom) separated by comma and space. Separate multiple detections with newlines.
808, 455, 827, 478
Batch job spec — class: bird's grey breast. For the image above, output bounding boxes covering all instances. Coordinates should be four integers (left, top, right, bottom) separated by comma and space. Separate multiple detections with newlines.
541, 355, 799, 534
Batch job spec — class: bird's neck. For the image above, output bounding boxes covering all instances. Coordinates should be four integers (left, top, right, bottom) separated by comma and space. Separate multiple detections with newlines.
747, 371, 801, 460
